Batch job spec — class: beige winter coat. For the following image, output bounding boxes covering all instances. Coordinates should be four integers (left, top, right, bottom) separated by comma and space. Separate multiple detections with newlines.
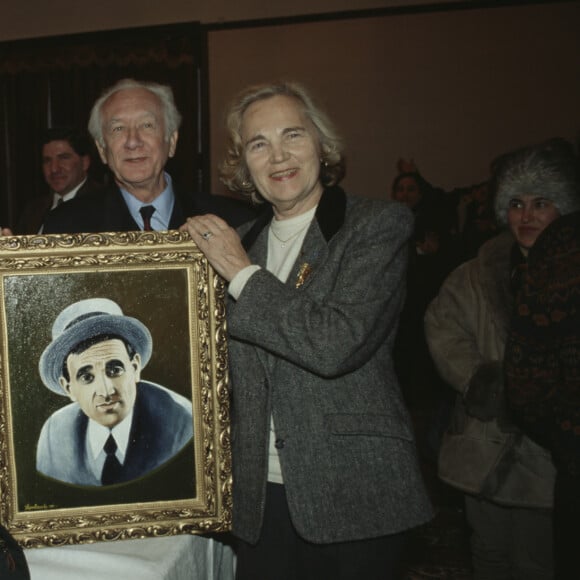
425, 231, 555, 508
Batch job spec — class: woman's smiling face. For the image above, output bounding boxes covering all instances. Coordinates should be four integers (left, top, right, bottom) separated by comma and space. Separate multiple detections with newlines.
507, 194, 560, 254
242, 94, 324, 220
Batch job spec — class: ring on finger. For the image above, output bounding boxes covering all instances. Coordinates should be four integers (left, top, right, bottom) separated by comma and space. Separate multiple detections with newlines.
201, 231, 213, 241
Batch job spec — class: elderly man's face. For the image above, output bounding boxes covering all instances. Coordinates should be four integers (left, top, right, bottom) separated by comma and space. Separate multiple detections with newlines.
60, 339, 140, 428
96, 87, 178, 201
42, 140, 89, 196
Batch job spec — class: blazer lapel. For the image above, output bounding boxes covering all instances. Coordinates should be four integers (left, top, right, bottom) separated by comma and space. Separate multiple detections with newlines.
168, 195, 186, 229
74, 411, 98, 484
242, 205, 272, 253
240, 186, 347, 289
247, 225, 270, 266
315, 184, 347, 242
103, 188, 140, 231
288, 185, 348, 290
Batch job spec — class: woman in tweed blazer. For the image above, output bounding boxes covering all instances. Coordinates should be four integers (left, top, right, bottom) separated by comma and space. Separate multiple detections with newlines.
182, 81, 432, 579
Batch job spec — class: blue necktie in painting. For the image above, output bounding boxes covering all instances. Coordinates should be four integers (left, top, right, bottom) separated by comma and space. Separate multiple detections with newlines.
101, 434, 122, 485
139, 205, 155, 231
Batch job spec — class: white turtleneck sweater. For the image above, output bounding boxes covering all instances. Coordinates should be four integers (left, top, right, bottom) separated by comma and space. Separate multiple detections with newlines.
228, 206, 316, 484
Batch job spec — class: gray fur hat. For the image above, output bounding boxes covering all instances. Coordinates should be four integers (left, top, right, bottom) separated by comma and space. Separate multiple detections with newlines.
39, 298, 152, 395
493, 138, 580, 224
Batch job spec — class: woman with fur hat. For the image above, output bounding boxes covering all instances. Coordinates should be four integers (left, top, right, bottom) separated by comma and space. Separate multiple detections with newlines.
425, 138, 580, 579
505, 204, 580, 578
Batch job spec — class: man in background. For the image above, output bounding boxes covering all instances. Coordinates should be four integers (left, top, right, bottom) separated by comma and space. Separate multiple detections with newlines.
14, 127, 102, 234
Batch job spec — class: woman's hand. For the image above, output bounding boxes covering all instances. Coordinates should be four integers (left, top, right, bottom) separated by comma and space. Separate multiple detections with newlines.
1, 227, 13, 236
180, 215, 252, 282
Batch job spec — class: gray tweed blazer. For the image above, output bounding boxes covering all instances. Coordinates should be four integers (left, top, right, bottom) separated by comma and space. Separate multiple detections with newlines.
227, 186, 433, 544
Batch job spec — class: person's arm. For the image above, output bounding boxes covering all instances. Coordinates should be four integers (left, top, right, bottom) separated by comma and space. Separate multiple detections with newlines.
424, 261, 485, 393
425, 259, 510, 424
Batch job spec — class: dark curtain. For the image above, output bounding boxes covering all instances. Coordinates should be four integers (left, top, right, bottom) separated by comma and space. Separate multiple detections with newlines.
0, 22, 204, 229
0, 72, 50, 225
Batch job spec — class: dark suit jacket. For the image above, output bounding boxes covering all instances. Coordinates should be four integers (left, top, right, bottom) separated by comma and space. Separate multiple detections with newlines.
14, 179, 103, 235
36, 381, 193, 486
228, 186, 433, 544
43, 181, 256, 234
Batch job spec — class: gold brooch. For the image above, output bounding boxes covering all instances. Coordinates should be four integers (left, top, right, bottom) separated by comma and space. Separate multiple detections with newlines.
295, 263, 312, 288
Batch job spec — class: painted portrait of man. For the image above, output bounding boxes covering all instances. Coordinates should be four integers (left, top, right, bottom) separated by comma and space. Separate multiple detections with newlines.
36, 297, 193, 486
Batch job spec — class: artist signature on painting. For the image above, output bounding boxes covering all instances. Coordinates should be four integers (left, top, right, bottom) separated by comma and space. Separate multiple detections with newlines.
24, 503, 57, 511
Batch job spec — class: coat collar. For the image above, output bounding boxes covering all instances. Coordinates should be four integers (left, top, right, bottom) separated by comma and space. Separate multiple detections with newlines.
106, 183, 188, 231
241, 185, 347, 252
240, 186, 347, 289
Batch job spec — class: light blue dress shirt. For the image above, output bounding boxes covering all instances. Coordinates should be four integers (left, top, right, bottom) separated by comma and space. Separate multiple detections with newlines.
119, 172, 175, 231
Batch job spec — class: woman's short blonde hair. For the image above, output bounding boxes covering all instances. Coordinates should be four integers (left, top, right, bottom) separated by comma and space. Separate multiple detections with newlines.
219, 81, 345, 203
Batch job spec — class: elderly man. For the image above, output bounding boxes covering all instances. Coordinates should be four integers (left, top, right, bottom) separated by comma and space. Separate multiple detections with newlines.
22, 78, 237, 578
14, 127, 102, 234
43, 78, 255, 234
36, 298, 193, 486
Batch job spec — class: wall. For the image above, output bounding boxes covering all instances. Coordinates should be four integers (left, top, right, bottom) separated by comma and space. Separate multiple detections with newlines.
2, 1, 579, 200
0, 0, 456, 41
208, 1, 580, 198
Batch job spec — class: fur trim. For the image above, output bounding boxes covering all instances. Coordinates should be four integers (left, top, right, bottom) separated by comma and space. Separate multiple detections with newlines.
493, 138, 580, 224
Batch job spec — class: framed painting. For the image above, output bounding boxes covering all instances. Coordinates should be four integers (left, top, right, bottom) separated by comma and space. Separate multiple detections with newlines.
0, 230, 232, 548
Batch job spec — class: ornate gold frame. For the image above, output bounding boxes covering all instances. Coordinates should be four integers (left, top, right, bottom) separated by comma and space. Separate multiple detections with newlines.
0, 231, 232, 548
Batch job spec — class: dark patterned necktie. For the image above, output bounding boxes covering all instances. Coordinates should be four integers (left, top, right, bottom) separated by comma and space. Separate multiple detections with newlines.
139, 205, 156, 231
101, 434, 122, 485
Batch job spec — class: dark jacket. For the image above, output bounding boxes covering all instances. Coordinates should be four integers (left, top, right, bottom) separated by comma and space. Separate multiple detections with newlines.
43, 182, 256, 234
14, 179, 103, 235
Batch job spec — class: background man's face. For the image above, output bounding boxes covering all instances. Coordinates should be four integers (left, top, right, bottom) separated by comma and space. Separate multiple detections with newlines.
42, 140, 89, 195
60, 338, 140, 428
96, 87, 178, 196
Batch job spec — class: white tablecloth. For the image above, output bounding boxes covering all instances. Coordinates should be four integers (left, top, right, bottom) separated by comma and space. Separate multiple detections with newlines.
25, 535, 235, 580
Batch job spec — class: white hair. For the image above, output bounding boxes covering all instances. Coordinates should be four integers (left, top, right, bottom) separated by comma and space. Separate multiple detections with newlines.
88, 78, 182, 146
